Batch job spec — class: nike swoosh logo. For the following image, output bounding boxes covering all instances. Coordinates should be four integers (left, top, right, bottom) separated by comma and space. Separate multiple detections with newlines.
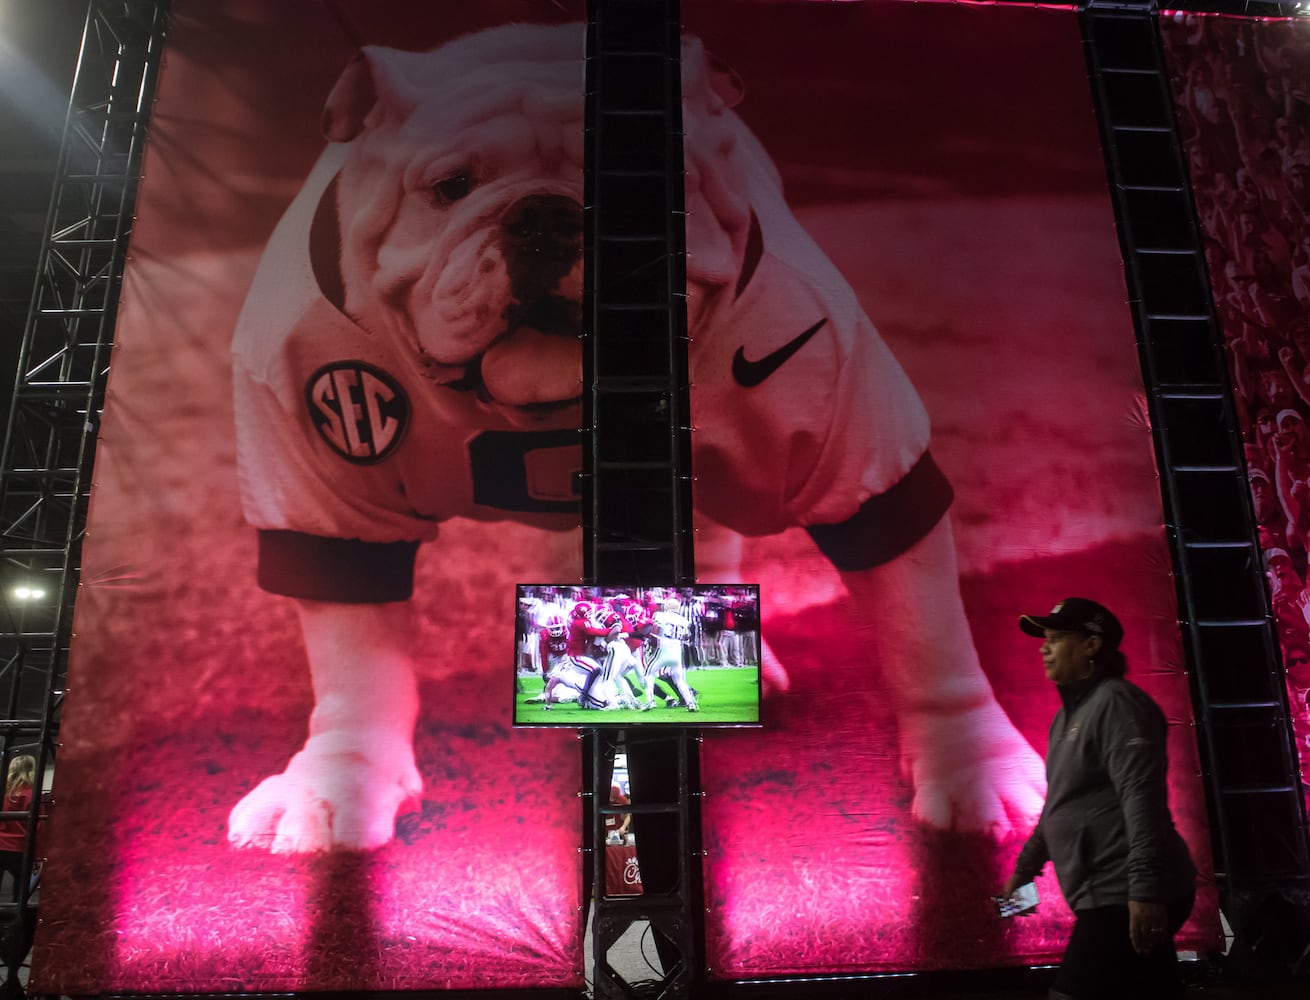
731, 318, 828, 388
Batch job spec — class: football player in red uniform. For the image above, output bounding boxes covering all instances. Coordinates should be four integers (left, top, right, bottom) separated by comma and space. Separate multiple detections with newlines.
539, 613, 598, 709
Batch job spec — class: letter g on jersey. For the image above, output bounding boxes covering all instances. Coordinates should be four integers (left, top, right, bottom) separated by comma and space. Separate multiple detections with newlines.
306, 362, 410, 463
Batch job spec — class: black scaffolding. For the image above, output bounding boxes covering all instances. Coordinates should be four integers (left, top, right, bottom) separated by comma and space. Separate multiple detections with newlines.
583, 1, 700, 997
0, 0, 167, 991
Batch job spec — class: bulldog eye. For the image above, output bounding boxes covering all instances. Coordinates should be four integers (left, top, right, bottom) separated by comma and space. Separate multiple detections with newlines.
431, 172, 473, 205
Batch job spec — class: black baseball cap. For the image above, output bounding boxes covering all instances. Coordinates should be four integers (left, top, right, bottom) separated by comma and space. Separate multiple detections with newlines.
1019, 597, 1123, 651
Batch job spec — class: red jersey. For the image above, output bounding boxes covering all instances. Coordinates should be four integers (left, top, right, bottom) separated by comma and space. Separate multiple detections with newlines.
0, 788, 32, 853
538, 630, 569, 674
567, 616, 608, 658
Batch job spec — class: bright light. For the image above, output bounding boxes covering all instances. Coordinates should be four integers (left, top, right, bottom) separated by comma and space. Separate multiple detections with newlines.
0, 35, 70, 145
12, 586, 46, 601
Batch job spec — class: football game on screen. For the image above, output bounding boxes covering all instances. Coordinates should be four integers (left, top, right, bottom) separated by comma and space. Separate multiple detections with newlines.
513, 584, 762, 727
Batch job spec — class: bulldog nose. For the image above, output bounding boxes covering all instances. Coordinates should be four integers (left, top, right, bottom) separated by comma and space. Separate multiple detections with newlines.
500, 195, 583, 257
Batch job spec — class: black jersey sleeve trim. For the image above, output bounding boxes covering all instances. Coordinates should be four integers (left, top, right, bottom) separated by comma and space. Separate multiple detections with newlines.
257, 529, 420, 603
805, 451, 954, 571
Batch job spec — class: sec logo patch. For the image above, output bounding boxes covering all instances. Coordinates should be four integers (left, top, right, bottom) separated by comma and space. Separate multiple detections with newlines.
305, 362, 409, 463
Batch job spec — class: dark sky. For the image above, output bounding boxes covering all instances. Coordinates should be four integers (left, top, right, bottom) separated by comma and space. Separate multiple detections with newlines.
0, 0, 86, 402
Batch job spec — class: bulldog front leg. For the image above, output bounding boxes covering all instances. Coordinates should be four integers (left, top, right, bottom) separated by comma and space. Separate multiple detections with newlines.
841, 517, 1046, 840
227, 599, 422, 853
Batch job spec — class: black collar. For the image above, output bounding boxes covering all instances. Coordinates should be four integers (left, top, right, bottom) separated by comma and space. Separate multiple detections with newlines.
1057, 672, 1101, 712
733, 211, 764, 301
310, 175, 346, 310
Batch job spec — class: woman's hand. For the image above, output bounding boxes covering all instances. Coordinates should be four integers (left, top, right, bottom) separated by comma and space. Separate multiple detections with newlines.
1128, 898, 1169, 955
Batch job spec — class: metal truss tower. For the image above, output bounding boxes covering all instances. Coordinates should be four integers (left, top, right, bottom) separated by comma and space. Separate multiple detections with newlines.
0, 0, 167, 988
583, 0, 701, 997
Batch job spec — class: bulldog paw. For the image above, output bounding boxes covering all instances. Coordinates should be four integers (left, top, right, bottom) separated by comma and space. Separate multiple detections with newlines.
228, 735, 423, 853
899, 702, 1045, 840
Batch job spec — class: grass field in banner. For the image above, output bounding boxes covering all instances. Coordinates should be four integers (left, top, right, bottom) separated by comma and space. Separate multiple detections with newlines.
514, 666, 761, 726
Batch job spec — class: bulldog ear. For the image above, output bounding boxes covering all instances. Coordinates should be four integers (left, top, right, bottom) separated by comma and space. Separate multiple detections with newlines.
322, 46, 422, 143
680, 35, 744, 112
704, 51, 745, 110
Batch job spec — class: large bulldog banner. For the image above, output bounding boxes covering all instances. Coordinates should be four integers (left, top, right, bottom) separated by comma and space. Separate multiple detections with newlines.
1160, 11, 1310, 818
682, 0, 1223, 977
33, 1, 587, 991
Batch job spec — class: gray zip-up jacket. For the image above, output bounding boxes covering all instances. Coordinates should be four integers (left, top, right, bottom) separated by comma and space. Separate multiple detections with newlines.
1012, 675, 1196, 910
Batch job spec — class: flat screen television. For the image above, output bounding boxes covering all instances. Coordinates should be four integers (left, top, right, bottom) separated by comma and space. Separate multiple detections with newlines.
513, 584, 762, 727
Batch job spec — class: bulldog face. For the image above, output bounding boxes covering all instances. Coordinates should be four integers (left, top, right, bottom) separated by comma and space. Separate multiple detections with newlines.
321, 25, 585, 412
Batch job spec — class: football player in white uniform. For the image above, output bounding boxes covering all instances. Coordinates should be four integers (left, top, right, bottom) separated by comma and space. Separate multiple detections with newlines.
579, 610, 643, 710
644, 598, 698, 712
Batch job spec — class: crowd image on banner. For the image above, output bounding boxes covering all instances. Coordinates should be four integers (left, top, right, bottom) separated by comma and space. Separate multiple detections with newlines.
1164, 12, 1310, 806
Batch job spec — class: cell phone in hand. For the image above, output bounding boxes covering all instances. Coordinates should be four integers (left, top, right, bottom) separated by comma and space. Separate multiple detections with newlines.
994, 881, 1039, 918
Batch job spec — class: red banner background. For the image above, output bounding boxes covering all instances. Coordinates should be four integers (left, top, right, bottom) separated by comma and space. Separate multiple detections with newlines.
32, 1, 587, 992
684, 0, 1222, 977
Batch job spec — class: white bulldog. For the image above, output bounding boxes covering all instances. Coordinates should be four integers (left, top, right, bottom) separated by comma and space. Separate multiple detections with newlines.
227, 23, 1045, 853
